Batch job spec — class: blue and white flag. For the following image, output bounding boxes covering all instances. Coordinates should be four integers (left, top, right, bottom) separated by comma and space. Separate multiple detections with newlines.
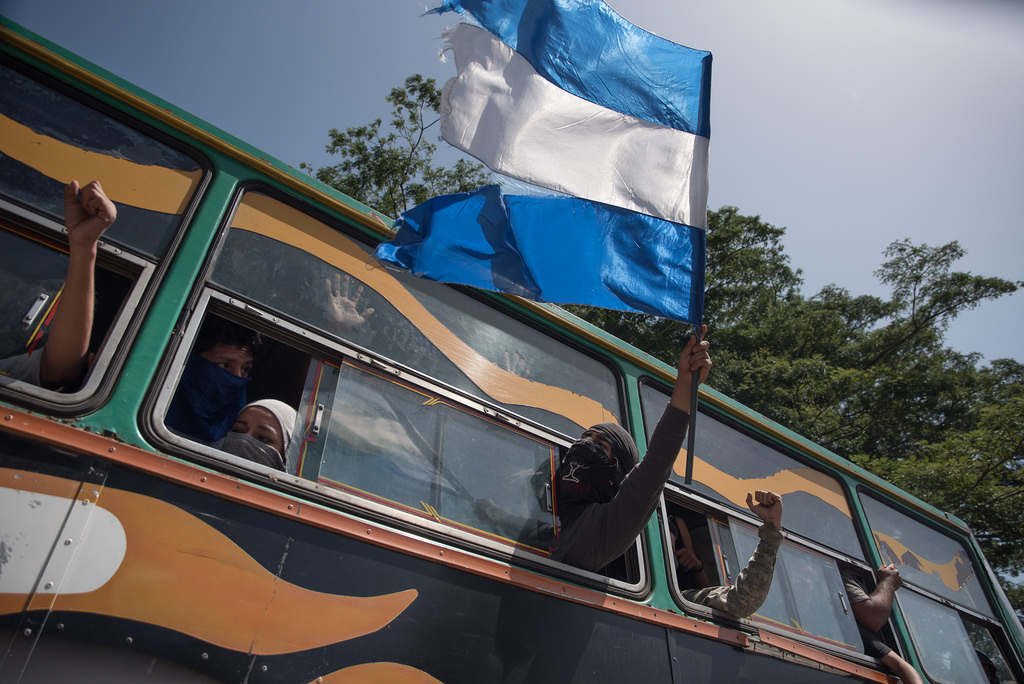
374, 0, 711, 324
440, 24, 708, 227
374, 185, 705, 322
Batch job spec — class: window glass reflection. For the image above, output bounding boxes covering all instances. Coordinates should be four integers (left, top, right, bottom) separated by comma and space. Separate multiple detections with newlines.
210, 190, 621, 436
642, 382, 863, 559
860, 494, 992, 616
724, 521, 863, 652
900, 590, 992, 684
307, 359, 558, 555
0, 64, 203, 258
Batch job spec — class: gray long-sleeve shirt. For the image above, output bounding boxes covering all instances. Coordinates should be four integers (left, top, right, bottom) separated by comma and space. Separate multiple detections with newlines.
553, 404, 690, 572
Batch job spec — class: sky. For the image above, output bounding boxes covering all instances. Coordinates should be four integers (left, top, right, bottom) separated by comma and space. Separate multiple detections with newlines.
3, 0, 1022, 363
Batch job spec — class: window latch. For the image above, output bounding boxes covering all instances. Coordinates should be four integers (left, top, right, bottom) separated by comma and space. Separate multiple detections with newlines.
312, 403, 325, 435
22, 293, 49, 329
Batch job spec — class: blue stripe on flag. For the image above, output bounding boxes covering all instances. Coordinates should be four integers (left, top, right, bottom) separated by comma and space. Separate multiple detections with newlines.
373, 186, 705, 324
430, 0, 712, 138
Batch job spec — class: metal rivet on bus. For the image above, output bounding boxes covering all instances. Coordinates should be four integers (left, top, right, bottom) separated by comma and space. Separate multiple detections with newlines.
201, 652, 209, 661
4, 414, 12, 420
108, 446, 116, 453
439, 551, 445, 557
260, 665, 268, 672
317, 678, 324, 683
56, 623, 64, 632
64, 538, 73, 546
288, 504, 293, 510
200, 476, 207, 483
45, 581, 54, 589
125, 636, 133, 645
23, 628, 31, 636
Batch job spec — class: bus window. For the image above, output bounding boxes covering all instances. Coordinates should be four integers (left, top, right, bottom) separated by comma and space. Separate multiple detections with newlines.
157, 310, 307, 473
0, 227, 77, 369
860, 494, 992, 616
208, 189, 622, 438
707, 513, 863, 653
899, 589, 1014, 684
0, 221, 136, 400
0, 62, 205, 259
295, 355, 559, 557
641, 381, 863, 560
1, 59, 204, 407
859, 493, 1021, 683
965, 621, 1018, 684
666, 501, 722, 591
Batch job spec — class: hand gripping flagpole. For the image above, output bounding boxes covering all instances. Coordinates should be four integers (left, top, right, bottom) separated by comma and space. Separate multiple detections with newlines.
684, 325, 702, 485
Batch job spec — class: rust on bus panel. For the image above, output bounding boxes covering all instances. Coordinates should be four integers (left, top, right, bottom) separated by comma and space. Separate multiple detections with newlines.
0, 467, 420, 658
0, 113, 202, 216
232, 193, 618, 429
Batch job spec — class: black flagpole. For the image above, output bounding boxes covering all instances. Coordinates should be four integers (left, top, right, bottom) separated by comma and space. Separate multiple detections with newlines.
683, 324, 701, 485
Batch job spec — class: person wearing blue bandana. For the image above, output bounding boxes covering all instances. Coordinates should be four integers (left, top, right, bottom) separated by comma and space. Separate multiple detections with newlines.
165, 319, 263, 443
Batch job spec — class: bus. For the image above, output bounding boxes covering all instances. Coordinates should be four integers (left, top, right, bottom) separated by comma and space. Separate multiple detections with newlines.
1, 16, 1021, 684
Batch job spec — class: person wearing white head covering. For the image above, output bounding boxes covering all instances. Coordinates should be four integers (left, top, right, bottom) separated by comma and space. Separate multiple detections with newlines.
218, 399, 297, 471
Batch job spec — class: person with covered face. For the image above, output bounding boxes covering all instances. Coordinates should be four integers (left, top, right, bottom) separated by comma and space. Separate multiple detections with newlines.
553, 327, 784, 618
217, 398, 297, 472
165, 319, 264, 444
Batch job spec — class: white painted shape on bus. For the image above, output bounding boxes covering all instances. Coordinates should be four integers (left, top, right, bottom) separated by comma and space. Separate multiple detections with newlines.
0, 487, 126, 594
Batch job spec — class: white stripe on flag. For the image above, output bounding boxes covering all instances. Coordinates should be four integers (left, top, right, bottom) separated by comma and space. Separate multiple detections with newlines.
440, 23, 709, 229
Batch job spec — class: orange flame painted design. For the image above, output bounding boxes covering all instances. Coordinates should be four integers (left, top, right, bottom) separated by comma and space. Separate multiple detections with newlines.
873, 531, 974, 594
0, 470, 419, 657
674, 452, 852, 518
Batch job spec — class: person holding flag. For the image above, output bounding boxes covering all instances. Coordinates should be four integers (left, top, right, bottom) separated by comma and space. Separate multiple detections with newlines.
552, 328, 783, 619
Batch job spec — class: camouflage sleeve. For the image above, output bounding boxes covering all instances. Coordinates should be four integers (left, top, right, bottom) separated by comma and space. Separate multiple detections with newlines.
683, 523, 783, 618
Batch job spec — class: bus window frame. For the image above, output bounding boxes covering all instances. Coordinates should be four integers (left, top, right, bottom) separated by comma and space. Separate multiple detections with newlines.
205, 182, 627, 437
0, 55, 212, 414
857, 489, 997, 618
0, 209, 155, 413
140, 180, 656, 591
661, 488, 879, 662
0, 54, 213, 263
147, 287, 654, 596
857, 487, 1024, 682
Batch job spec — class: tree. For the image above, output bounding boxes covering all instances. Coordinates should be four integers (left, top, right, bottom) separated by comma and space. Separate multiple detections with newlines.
303, 74, 489, 218
858, 360, 1024, 620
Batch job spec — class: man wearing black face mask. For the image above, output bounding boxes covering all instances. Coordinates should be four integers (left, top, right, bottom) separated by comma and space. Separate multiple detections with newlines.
553, 327, 712, 573
552, 329, 784, 618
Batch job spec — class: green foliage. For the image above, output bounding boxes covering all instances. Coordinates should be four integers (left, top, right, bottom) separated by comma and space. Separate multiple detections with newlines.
571, 206, 1024, 616
303, 74, 489, 218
